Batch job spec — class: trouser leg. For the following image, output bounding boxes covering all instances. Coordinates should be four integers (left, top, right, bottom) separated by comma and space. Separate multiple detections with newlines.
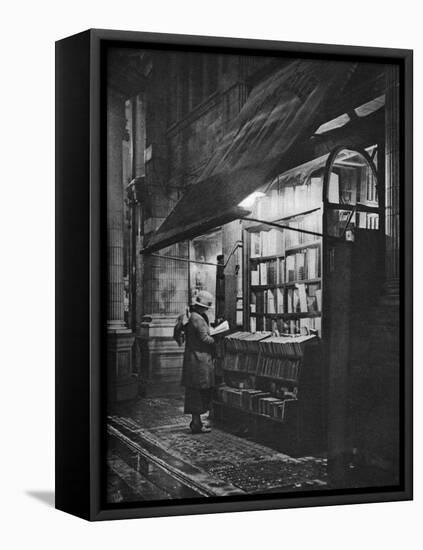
191, 413, 202, 430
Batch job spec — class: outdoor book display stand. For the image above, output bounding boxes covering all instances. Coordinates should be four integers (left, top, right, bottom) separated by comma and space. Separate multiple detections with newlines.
215, 147, 384, 456
215, 333, 322, 455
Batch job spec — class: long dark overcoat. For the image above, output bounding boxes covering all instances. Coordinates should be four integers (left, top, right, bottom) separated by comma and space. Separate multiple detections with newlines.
181, 311, 215, 389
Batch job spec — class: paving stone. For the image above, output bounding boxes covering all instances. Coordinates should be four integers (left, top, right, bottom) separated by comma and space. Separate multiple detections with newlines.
110, 395, 327, 495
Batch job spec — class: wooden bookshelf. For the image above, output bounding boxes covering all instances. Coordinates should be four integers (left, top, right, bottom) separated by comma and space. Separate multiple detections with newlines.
215, 332, 324, 454
246, 203, 322, 337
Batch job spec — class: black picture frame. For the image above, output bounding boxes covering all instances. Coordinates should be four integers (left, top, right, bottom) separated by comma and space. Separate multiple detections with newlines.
55, 28, 413, 521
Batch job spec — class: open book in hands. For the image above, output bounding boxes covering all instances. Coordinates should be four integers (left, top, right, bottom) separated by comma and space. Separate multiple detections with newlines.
209, 320, 230, 336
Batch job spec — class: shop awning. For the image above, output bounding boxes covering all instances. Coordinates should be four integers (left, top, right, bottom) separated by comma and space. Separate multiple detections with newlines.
142, 59, 358, 254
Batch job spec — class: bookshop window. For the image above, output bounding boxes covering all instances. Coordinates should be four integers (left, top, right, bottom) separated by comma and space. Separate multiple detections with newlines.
325, 147, 379, 237
189, 229, 223, 318
247, 157, 326, 337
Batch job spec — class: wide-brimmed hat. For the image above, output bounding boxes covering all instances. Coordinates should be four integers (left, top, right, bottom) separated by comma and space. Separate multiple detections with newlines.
192, 290, 214, 309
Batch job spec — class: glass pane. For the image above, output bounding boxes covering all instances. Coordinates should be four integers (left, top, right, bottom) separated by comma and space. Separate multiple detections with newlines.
327, 148, 378, 208
326, 209, 356, 238
327, 208, 380, 236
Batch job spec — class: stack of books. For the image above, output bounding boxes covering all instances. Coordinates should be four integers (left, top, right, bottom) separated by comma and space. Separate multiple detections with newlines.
257, 396, 297, 420
216, 385, 298, 422
216, 386, 244, 409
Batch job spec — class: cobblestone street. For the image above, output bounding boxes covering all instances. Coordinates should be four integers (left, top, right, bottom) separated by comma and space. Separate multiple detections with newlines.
107, 394, 327, 503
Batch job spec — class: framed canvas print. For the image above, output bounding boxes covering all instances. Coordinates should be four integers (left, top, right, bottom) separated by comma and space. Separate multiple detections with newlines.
55, 29, 413, 521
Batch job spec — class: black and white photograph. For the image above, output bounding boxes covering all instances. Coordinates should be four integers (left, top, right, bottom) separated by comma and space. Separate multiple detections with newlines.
104, 43, 406, 505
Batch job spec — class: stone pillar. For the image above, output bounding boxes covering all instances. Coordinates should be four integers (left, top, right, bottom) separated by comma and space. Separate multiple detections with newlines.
346, 65, 401, 486
107, 88, 136, 402
138, 220, 187, 396
384, 64, 401, 299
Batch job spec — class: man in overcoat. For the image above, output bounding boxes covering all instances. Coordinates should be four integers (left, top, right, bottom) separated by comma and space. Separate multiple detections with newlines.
181, 290, 216, 434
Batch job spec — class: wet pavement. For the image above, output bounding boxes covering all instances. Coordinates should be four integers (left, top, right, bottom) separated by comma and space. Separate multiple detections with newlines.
107, 394, 327, 503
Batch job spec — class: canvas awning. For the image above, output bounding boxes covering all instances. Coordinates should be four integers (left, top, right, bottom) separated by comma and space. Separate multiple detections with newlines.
141, 59, 359, 254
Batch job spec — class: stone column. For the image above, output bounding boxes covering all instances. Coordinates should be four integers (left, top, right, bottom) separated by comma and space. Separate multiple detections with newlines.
107, 89, 126, 329
384, 64, 401, 299
107, 88, 136, 402
346, 65, 401, 486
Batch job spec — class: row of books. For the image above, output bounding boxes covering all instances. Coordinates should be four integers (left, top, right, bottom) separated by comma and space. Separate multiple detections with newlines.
251, 258, 284, 286
255, 188, 283, 221
224, 331, 272, 354
251, 283, 321, 315
257, 355, 301, 381
223, 352, 258, 374
250, 288, 283, 314
257, 335, 316, 358
250, 224, 321, 262
216, 385, 297, 421
254, 180, 323, 221
250, 315, 322, 336
223, 333, 316, 361
250, 229, 284, 258
251, 248, 320, 286
284, 211, 322, 248
222, 351, 302, 379
287, 283, 322, 314
358, 211, 379, 230
286, 247, 320, 281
